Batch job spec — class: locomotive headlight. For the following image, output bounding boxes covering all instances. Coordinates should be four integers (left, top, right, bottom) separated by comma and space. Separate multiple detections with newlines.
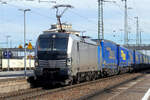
35, 61, 39, 67
67, 58, 72, 66
52, 34, 56, 38
67, 69, 72, 75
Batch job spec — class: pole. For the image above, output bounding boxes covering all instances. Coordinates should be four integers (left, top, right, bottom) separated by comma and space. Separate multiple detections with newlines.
101, 0, 104, 40
137, 17, 139, 45
135, 16, 139, 46
10, 40, 12, 48
123, 0, 128, 45
6, 35, 10, 71
29, 40, 32, 70
29, 50, 31, 70
98, 0, 104, 76
7, 36, 10, 71
19, 9, 31, 76
24, 10, 27, 76
140, 31, 142, 44
98, 0, 100, 40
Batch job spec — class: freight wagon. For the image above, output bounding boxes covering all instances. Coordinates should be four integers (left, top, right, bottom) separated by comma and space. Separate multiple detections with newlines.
100, 40, 118, 76
117, 46, 129, 73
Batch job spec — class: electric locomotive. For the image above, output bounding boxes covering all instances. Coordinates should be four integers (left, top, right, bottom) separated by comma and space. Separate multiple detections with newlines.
34, 32, 101, 85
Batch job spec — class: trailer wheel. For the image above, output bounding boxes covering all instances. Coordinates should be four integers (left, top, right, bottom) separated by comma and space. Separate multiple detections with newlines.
103, 71, 108, 77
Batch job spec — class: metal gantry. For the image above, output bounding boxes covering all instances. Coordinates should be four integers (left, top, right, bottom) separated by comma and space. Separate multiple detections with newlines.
98, 0, 116, 40
122, 0, 128, 45
98, 0, 104, 40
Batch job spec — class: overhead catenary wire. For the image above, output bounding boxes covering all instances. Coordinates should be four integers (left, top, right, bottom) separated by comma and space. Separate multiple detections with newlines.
9, 1, 98, 30
3, 1, 99, 37
5, 2, 97, 30
5, 3, 56, 20
2, 1, 150, 39
4, 1, 133, 28
3, 2, 126, 29
69, 9, 98, 25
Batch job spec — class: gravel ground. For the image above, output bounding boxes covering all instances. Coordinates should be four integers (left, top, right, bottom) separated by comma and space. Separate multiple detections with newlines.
35, 73, 143, 100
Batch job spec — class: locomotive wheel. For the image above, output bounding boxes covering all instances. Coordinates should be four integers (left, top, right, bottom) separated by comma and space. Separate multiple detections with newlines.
76, 74, 81, 84
85, 75, 90, 81
92, 74, 95, 80
69, 77, 73, 85
91, 72, 96, 81
69, 79, 73, 85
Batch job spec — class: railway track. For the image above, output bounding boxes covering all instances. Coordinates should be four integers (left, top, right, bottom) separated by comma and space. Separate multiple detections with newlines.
0, 77, 26, 83
0, 72, 145, 100
0, 77, 31, 94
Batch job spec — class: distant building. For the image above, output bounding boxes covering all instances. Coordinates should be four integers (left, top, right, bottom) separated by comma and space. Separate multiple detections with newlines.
44, 23, 80, 36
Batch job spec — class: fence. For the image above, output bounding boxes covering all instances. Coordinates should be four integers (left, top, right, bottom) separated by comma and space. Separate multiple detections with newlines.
0, 48, 35, 71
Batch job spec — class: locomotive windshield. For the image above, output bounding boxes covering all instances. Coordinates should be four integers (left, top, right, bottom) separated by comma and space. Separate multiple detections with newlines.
38, 38, 68, 51
53, 38, 68, 51
39, 38, 52, 51
36, 33, 69, 60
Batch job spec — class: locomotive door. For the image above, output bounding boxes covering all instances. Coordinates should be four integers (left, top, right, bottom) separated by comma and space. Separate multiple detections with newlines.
76, 42, 80, 71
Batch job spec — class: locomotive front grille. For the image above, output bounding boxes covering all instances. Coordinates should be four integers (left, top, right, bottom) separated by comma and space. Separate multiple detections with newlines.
39, 60, 66, 68
39, 60, 49, 67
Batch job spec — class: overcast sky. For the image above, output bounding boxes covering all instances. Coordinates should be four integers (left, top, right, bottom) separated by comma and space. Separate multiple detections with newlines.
0, 0, 150, 47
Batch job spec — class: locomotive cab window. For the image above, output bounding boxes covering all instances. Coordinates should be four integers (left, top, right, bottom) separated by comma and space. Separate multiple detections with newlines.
53, 38, 68, 51
38, 38, 52, 51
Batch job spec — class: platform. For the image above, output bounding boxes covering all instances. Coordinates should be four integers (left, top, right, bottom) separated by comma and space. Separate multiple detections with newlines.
0, 70, 34, 79
88, 73, 150, 100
